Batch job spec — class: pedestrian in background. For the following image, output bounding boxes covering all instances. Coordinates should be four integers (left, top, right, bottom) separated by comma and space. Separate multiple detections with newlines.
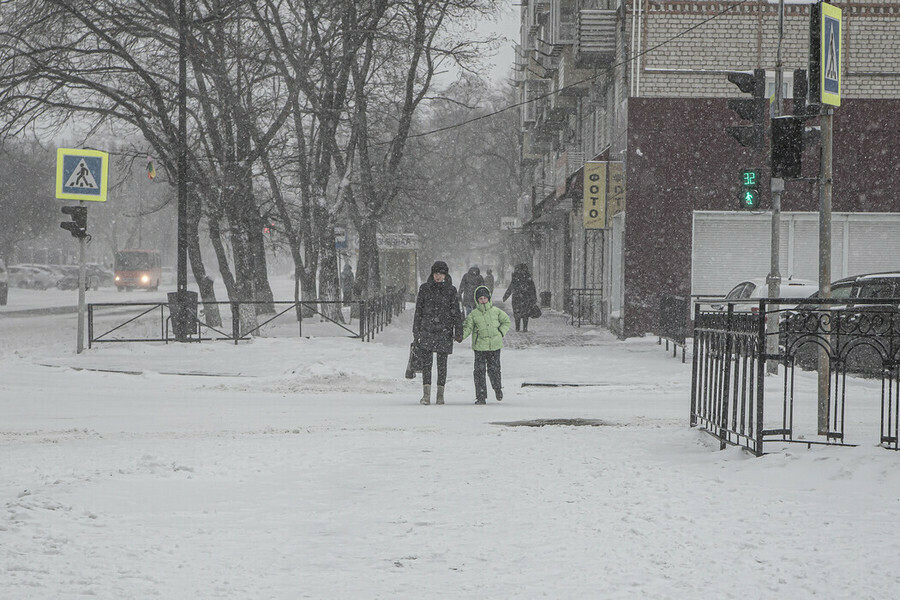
484, 269, 495, 293
503, 263, 537, 332
460, 285, 510, 404
412, 261, 463, 405
341, 263, 354, 305
458, 266, 484, 316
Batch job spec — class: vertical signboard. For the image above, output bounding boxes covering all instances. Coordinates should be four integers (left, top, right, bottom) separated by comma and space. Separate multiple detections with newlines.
606, 162, 626, 227
583, 161, 606, 229
820, 2, 842, 107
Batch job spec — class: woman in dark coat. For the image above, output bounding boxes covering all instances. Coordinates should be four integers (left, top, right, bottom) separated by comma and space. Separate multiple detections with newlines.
502, 263, 537, 332
413, 261, 463, 405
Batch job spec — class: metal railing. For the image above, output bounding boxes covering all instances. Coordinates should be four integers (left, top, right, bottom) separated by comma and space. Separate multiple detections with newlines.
691, 297, 900, 455
658, 295, 689, 362
88, 289, 406, 347
569, 288, 604, 327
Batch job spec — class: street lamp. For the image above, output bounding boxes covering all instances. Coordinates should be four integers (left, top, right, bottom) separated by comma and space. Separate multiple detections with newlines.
168, 0, 198, 341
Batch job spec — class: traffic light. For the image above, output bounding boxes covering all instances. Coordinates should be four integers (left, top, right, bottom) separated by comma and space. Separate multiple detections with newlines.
739, 169, 761, 209
792, 69, 819, 117
808, 3, 822, 105
60, 205, 88, 239
771, 117, 803, 179
725, 69, 767, 149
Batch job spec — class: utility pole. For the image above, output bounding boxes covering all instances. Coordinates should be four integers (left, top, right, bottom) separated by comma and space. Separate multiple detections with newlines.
766, 0, 786, 375
817, 107, 833, 434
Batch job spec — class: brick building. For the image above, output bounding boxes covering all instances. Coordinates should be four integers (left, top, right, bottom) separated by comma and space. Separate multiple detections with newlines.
516, 0, 900, 336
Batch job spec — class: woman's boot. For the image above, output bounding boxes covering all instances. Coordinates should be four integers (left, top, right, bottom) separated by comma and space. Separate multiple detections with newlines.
419, 384, 431, 405
436, 386, 445, 405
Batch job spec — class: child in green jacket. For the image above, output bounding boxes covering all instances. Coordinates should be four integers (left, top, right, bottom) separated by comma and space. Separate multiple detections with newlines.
460, 285, 511, 404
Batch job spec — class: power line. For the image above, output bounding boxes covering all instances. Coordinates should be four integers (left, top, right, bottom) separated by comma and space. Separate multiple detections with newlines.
404, 0, 755, 141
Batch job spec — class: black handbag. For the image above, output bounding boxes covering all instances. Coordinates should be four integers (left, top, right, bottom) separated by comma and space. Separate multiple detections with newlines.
405, 342, 423, 379
529, 304, 542, 319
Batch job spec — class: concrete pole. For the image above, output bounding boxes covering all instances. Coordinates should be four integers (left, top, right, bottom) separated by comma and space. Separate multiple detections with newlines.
817, 107, 834, 434
766, 0, 786, 375
76, 216, 86, 355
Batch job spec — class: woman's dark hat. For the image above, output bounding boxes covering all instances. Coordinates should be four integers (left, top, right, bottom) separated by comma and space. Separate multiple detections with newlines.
431, 261, 449, 275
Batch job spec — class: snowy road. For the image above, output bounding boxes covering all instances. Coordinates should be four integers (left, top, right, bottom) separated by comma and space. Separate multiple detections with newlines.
1, 306, 899, 598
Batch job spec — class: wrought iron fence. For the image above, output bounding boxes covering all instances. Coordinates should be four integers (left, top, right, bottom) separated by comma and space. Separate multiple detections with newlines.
569, 288, 604, 327
88, 288, 406, 347
658, 294, 689, 362
691, 297, 900, 455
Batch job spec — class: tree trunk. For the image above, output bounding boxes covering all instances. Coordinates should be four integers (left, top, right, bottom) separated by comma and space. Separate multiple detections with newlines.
316, 207, 343, 323
248, 212, 275, 314
354, 222, 380, 300
186, 193, 222, 327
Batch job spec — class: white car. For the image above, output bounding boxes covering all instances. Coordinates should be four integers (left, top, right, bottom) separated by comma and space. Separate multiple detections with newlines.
715, 277, 818, 312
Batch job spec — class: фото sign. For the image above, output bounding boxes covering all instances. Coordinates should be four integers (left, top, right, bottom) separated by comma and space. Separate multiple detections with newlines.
583, 162, 606, 229
583, 162, 626, 229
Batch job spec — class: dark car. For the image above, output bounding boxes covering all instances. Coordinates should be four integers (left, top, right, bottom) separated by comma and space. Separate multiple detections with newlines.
790, 272, 900, 375
0, 260, 7, 305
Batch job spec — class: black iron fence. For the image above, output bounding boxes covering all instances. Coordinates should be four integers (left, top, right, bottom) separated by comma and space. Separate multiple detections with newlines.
658, 295, 689, 362
569, 288, 604, 327
88, 288, 406, 347
691, 297, 900, 455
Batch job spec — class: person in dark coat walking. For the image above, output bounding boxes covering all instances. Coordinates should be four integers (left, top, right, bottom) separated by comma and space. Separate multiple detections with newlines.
483, 269, 495, 293
502, 263, 537, 332
413, 261, 464, 405
341, 263, 354, 305
458, 266, 484, 316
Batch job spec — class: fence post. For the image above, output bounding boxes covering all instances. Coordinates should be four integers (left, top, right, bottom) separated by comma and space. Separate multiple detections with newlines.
88, 304, 93, 349
690, 301, 701, 427
231, 301, 240, 344
720, 304, 734, 450
359, 300, 366, 341
755, 299, 767, 455
298, 301, 303, 337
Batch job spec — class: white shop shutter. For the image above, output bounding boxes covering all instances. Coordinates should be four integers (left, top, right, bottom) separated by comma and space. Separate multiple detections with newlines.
847, 214, 900, 275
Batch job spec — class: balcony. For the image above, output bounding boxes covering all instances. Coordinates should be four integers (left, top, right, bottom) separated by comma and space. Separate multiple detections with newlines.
575, 9, 617, 69
557, 49, 594, 96
548, 0, 577, 54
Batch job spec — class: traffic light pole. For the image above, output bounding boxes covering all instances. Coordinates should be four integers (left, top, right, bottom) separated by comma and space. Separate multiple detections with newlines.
77, 219, 86, 354
766, 0, 786, 375
817, 107, 834, 434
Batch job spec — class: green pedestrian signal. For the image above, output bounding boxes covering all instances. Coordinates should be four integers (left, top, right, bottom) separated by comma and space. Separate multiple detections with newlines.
739, 169, 761, 210
741, 188, 760, 209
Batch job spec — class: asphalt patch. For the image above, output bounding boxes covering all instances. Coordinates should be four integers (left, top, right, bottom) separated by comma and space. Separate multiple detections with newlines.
491, 418, 609, 427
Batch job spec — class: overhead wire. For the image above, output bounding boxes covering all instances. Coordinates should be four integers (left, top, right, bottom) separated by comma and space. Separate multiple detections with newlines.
402, 0, 756, 141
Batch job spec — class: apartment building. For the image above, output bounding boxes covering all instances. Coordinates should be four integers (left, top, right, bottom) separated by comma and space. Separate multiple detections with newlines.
516, 0, 900, 337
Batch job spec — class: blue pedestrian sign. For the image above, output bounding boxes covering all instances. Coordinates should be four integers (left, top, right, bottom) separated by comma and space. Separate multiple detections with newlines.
56, 148, 109, 202
820, 2, 842, 107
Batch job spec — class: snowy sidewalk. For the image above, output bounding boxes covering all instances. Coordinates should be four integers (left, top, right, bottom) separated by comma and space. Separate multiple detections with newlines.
1, 305, 899, 598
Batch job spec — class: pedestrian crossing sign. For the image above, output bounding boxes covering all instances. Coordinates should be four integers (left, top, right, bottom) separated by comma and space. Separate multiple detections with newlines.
820, 2, 841, 107
56, 148, 109, 202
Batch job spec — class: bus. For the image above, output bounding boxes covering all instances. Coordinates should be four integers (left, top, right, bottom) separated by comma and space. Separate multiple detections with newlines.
114, 249, 161, 291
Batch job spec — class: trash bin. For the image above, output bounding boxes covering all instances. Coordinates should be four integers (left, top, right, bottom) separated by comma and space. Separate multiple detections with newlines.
540, 291, 551, 308
168, 290, 198, 340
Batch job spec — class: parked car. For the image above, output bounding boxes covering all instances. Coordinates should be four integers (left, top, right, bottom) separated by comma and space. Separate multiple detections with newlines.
0, 259, 8, 305
17, 264, 60, 289
713, 277, 819, 312
55, 265, 98, 291
791, 272, 900, 375
85, 263, 115, 288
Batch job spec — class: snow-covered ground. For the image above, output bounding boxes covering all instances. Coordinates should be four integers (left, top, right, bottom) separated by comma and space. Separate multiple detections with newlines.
1, 296, 899, 598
